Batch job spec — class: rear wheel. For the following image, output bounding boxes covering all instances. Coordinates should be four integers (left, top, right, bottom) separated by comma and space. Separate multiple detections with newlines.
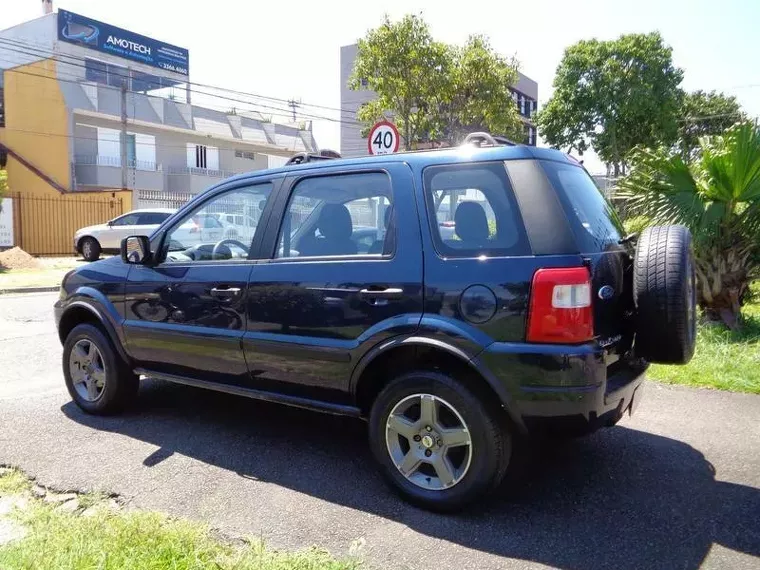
369, 371, 511, 512
63, 324, 138, 415
80, 237, 101, 262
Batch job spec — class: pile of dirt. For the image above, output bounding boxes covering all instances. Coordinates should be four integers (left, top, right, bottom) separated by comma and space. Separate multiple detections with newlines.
0, 247, 41, 270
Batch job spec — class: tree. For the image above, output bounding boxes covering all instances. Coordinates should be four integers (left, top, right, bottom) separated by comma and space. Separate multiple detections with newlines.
349, 15, 523, 149
677, 90, 744, 160
349, 15, 449, 151
618, 122, 760, 329
435, 35, 523, 145
536, 32, 684, 176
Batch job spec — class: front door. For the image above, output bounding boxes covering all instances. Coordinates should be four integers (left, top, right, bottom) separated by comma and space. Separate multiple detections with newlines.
122, 180, 277, 385
242, 163, 423, 403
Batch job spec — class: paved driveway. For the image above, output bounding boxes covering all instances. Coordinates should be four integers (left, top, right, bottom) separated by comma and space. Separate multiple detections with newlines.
1, 293, 759, 570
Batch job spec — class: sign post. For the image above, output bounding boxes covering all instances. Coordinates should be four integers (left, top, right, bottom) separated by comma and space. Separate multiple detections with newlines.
0, 198, 14, 247
367, 120, 400, 156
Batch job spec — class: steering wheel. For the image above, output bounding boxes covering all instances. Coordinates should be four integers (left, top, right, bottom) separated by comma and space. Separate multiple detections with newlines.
212, 239, 250, 260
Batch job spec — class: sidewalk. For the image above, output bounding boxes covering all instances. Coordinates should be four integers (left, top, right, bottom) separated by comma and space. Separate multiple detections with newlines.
0, 252, 85, 294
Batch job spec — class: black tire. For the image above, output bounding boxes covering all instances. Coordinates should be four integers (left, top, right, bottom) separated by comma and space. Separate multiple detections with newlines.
62, 324, 138, 415
633, 225, 697, 364
80, 237, 101, 262
369, 371, 511, 512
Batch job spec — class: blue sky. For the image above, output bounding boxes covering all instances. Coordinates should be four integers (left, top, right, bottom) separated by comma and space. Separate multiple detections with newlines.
4, 0, 758, 174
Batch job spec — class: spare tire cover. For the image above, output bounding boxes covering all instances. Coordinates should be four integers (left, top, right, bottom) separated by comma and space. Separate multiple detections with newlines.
633, 225, 697, 364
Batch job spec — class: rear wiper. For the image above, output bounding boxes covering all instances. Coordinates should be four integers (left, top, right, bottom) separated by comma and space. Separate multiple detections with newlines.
618, 233, 637, 244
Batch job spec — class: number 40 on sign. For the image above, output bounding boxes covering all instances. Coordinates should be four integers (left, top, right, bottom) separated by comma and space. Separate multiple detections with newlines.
368, 120, 400, 155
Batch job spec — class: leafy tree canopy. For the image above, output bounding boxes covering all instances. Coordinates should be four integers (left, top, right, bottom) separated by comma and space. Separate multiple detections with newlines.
349, 15, 522, 149
677, 90, 745, 160
536, 32, 684, 175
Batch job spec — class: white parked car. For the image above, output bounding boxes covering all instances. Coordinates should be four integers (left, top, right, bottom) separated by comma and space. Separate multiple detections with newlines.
212, 212, 259, 243
74, 208, 226, 261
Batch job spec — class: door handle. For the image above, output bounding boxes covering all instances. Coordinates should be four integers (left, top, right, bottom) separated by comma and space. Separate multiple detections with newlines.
358, 287, 404, 300
210, 287, 241, 298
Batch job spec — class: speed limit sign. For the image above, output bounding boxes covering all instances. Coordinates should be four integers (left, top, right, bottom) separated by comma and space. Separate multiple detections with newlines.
367, 120, 400, 155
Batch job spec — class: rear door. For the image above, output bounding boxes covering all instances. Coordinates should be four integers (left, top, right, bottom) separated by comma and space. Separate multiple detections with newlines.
241, 163, 423, 403
537, 160, 633, 350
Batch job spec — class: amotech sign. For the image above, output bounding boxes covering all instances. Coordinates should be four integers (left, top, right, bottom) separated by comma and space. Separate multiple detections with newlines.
58, 9, 189, 75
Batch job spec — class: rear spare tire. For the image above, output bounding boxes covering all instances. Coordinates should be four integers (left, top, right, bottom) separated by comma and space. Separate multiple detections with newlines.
633, 225, 697, 364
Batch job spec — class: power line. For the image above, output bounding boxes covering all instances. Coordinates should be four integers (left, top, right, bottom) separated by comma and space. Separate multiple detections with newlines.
0, 41, 364, 127
0, 39, 353, 124
0, 56, 365, 128
676, 112, 752, 123
0, 125, 312, 155
0, 36, 360, 116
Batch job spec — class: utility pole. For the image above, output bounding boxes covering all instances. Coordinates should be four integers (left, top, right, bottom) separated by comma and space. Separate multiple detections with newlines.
120, 82, 128, 190
288, 99, 300, 122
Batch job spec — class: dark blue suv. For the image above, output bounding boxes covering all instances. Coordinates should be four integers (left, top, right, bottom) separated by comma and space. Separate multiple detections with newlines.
55, 137, 697, 511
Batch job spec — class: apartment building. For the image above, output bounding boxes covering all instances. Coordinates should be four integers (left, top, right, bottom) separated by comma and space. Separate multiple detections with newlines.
0, 7, 317, 201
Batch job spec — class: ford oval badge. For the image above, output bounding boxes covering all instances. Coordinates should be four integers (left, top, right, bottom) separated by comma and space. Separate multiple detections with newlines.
598, 285, 615, 300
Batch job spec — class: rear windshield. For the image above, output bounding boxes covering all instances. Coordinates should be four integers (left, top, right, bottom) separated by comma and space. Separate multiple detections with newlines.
539, 160, 623, 252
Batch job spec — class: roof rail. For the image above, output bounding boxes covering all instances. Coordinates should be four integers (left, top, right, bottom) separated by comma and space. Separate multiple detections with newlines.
462, 132, 519, 148
284, 149, 341, 166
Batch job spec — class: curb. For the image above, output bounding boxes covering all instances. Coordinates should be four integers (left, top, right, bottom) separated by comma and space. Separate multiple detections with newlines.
0, 286, 59, 295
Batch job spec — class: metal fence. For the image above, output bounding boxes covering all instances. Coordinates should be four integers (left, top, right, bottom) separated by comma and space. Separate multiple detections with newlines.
9, 192, 124, 256
135, 189, 197, 210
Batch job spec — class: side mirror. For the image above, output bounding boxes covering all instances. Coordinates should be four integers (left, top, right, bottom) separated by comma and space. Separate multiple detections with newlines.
121, 235, 151, 265
107, 220, 114, 227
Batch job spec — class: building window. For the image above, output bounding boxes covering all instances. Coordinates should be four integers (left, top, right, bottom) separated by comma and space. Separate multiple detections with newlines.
235, 150, 256, 160
187, 144, 219, 170
196, 145, 208, 169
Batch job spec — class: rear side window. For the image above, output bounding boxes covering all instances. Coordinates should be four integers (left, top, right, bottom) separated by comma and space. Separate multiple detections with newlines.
137, 212, 171, 225
423, 162, 530, 258
540, 160, 623, 251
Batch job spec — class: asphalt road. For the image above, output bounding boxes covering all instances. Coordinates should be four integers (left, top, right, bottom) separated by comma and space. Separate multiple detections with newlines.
1, 292, 759, 570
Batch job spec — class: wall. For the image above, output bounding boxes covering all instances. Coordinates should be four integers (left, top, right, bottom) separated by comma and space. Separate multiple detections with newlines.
0, 13, 57, 82
1, 58, 71, 195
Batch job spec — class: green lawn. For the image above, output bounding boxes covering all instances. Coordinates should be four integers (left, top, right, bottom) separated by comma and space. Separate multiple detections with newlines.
0, 470, 359, 570
648, 301, 760, 394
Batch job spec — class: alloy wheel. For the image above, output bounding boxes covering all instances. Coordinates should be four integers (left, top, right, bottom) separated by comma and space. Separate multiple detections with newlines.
385, 393, 472, 491
69, 338, 107, 402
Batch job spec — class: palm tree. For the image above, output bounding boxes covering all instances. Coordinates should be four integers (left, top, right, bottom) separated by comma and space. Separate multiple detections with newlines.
618, 121, 760, 329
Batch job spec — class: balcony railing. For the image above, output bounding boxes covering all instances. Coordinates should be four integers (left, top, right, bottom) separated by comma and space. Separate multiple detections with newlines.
166, 166, 235, 178
74, 155, 162, 172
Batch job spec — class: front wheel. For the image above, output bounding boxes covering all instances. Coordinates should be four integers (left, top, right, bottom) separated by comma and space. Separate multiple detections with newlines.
369, 371, 511, 512
62, 324, 138, 415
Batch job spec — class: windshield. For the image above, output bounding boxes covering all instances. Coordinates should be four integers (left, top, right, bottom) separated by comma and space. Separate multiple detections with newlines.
539, 160, 624, 252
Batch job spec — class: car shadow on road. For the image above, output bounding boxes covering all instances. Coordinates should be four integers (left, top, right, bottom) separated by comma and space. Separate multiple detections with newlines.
62, 379, 760, 570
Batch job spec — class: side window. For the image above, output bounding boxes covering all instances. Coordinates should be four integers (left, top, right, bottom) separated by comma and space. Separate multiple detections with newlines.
276, 172, 393, 258
111, 213, 140, 227
137, 212, 170, 225
423, 162, 530, 257
163, 182, 273, 263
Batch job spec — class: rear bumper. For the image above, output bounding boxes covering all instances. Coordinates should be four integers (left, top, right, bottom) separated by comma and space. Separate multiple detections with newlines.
476, 341, 647, 435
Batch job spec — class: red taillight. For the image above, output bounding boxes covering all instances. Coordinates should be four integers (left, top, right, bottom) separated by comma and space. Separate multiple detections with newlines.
527, 267, 593, 344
